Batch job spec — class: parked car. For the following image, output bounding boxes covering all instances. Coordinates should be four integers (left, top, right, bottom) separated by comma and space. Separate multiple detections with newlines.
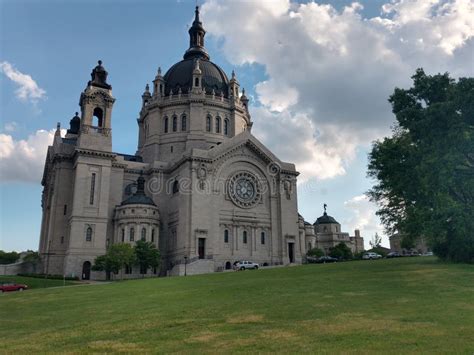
317, 256, 338, 263
234, 261, 259, 270
307, 256, 338, 263
422, 252, 434, 256
362, 252, 382, 260
0, 282, 28, 293
387, 252, 402, 258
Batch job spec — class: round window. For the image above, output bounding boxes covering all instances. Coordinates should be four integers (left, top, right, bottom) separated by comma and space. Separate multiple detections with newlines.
228, 171, 262, 208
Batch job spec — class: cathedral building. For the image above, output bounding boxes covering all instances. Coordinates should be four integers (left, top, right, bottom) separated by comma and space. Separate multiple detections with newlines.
38, 7, 363, 279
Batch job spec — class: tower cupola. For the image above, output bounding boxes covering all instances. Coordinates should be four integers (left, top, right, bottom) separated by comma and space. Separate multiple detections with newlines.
241, 88, 249, 111
67, 112, 81, 135
153, 67, 165, 97
89, 60, 111, 89
142, 84, 151, 106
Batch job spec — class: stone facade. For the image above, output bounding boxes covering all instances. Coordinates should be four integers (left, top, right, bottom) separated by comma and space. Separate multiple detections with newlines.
389, 234, 431, 255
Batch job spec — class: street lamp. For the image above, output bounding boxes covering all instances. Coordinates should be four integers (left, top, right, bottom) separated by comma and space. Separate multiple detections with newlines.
184, 256, 188, 276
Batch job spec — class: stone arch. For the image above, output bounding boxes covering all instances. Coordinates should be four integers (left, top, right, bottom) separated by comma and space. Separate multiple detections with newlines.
82, 261, 91, 280
92, 107, 103, 127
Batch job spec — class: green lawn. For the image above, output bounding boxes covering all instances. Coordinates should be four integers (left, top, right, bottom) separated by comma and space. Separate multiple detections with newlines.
1, 257, 473, 353
0, 275, 77, 289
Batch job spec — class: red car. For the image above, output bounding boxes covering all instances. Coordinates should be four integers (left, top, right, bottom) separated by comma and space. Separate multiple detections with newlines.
0, 282, 28, 293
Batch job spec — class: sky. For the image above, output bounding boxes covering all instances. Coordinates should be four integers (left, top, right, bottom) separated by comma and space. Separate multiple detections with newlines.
0, 0, 473, 252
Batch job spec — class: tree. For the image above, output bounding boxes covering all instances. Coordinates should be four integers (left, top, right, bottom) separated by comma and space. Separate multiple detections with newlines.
92, 243, 135, 280
0, 250, 19, 265
134, 240, 161, 276
329, 243, 353, 260
307, 248, 324, 258
368, 69, 474, 263
369, 233, 382, 249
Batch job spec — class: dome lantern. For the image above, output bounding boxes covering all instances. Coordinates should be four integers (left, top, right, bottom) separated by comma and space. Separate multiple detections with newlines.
183, 6, 210, 61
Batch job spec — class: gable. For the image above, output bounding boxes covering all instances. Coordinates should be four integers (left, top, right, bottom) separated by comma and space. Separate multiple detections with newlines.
207, 131, 297, 175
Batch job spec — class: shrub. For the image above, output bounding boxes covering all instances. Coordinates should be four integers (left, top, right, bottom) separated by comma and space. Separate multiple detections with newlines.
307, 248, 324, 258
329, 243, 353, 260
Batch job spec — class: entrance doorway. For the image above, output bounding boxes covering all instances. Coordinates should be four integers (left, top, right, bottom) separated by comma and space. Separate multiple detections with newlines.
225, 261, 232, 270
288, 243, 295, 263
82, 261, 91, 280
198, 238, 205, 259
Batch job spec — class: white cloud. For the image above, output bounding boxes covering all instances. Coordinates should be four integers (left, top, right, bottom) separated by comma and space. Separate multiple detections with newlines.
255, 80, 299, 112
0, 129, 63, 183
202, 0, 474, 181
0, 61, 46, 104
3, 122, 18, 132
343, 194, 388, 248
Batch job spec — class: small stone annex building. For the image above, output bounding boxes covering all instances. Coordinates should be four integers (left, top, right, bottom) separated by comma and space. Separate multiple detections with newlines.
300, 207, 364, 256
38, 7, 363, 280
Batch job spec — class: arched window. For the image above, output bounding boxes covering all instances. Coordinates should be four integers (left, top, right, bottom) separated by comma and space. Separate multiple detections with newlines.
130, 227, 135, 242
141, 227, 147, 241
215, 116, 221, 133
224, 119, 229, 136
86, 226, 93, 242
172, 115, 177, 132
224, 229, 229, 243
93, 107, 103, 127
308, 243, 312, 250
206, 115, 212, 132
195, 77, 199, 87
181, 114, 187, 131
261, 231, 265, 245
151, 229, 155, 242
164, 116, 169, 133
172, 180, 179, 194
243, 231, 248, 244
121, 228, 125, 242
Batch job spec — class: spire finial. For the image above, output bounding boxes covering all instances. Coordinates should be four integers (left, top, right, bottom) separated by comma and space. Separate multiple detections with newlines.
195, 5, 200, 22
98, 60, 102, 66
145, 83, 150, 92
55, 122, 61, 137
75, 112, 78, 116
232, 69, 236, 79
323, 203, 327, 214
158, 66, 162, 76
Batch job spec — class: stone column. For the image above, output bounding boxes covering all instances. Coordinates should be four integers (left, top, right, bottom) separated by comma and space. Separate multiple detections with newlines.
234, 225, 238, 251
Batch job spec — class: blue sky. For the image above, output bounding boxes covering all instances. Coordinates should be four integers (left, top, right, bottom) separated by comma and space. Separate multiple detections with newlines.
1, 0, 473, 252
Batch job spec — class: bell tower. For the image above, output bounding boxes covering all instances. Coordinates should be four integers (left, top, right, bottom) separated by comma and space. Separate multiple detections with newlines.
77, 60, 115, 151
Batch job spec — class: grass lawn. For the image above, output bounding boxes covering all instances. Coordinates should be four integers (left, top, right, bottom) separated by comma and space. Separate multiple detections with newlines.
0, 275, 78, 289
1, 257, 473, 353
